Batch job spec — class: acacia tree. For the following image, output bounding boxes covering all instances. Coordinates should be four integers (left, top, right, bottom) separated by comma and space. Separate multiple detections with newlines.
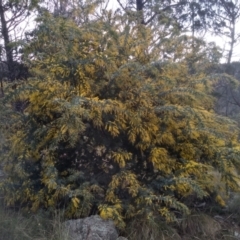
1, 10, 240, 229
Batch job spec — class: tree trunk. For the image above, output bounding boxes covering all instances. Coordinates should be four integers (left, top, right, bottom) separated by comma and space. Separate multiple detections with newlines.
227, 22, 235, 64
0, 0, 14, 78
136, 0, 144, 24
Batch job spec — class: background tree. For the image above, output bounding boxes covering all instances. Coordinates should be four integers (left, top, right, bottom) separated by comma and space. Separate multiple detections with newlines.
213, 0, 240, 64
0, 0, 37, 80
116, 0, 188, 25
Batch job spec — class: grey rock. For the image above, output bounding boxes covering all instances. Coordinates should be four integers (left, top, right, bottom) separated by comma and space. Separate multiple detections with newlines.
117, 237, 128, 240
64, 215, 119, 240
0, 168, 5, 178
0, 166, 5, 183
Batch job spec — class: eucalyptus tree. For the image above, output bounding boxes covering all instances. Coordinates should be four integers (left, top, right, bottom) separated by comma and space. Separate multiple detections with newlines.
213, 0, 240, 64
0, 0, 38, 80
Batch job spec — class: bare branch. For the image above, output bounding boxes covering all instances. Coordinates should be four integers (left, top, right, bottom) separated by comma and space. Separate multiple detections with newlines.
116, 0, 127, 12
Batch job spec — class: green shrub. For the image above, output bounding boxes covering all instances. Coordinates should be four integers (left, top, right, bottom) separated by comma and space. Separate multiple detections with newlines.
1, 12, 240, 229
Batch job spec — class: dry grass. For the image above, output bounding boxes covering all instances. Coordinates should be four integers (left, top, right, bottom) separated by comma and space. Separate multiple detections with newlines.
123, 216, 181, 240
0, 199, 70, 240
1, 194, 240, 240
179, 211, 240, 240
180, 213, 221, 239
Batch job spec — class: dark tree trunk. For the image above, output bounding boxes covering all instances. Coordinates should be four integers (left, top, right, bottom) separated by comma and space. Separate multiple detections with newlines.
0, 0, 14, 79
227, 22, 235, 64
136, 0, 144, 24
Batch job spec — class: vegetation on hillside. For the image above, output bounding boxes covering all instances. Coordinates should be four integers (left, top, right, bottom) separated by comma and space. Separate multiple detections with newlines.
1, 9, 240, 227
1, 0, 240, 239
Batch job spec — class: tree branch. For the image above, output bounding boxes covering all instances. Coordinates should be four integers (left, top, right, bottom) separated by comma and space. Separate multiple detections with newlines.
116, 0, 127, 12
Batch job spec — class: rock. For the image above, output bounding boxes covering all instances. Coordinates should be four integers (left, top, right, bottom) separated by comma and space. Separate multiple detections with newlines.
0, 167, 5, 183
0, 169, 4, 178
0, 168, 5, 178
64, 215, 119, 240
117, 237, 128, 240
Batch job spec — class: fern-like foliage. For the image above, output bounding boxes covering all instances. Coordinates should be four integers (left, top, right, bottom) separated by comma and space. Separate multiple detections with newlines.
1, 11, 240, 228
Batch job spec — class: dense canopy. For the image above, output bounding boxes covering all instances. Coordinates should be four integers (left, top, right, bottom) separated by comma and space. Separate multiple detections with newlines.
0, 10, 240, 229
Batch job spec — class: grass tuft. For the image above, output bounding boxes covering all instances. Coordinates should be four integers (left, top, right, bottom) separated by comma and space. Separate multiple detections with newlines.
123, 216, 181, 240
0, 199, 70, 240
180, 213, 221, 239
